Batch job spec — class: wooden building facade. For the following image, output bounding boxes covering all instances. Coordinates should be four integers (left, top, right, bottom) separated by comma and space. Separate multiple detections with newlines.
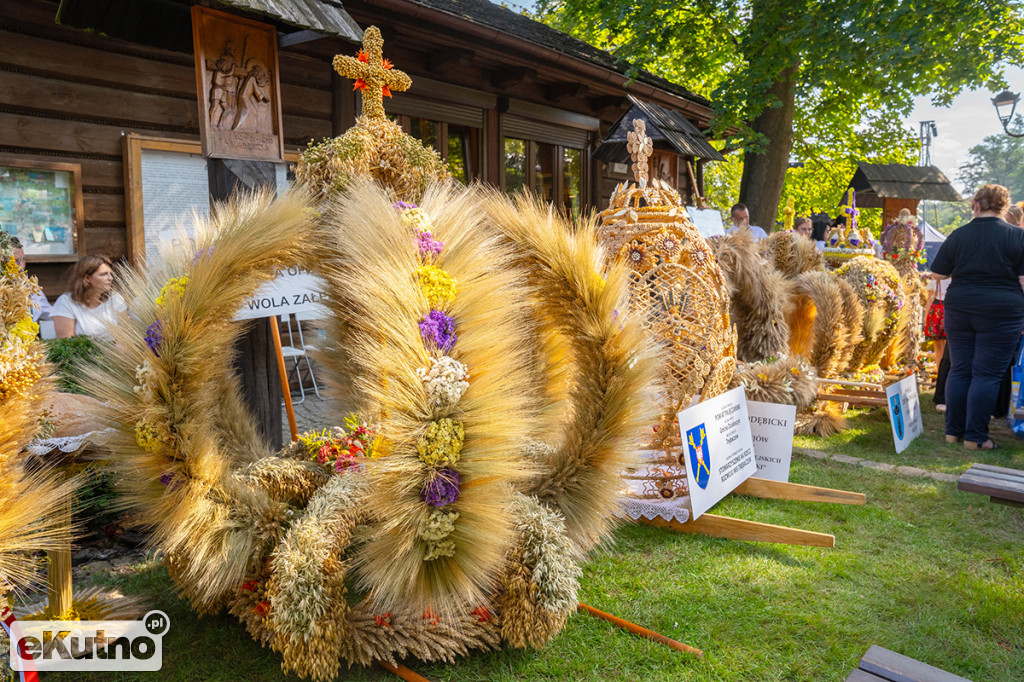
0, 0, 719, 296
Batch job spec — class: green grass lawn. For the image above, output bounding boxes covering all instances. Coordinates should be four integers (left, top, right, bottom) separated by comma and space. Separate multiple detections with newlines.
795, 389, 1024, 474
43, 395, 1024, 681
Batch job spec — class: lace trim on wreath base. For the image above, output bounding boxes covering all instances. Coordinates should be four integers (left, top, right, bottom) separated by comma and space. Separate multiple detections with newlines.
27, 428, 117, 456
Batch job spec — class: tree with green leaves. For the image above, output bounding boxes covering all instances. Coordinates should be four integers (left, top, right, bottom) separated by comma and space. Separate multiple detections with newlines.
538, 0, 1024, 231
957, 115, 1024, 199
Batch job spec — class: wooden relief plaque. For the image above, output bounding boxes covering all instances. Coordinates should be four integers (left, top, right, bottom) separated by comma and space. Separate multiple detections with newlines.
191, 6, 285, 162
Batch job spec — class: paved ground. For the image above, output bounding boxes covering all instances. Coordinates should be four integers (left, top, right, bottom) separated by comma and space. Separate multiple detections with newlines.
283, 388, 336, 434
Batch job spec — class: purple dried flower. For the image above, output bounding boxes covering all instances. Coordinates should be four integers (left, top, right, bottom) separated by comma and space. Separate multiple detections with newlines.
422, 468, 461, 507
419, 310, 457, 351
192, 246, 215, 265
145, 320, 163, 356
417, 232, 444, 259
392, 201, 418, 211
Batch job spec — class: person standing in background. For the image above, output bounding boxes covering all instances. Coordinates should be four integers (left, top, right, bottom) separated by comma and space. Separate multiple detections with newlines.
1005, 203, 1023, 227
930, 184, 1024, 450
9, 237, 52, 322
51, 255, 125, 343
924, 275, 949, 411
792, 216, 813, 239
727, 203, 768, 241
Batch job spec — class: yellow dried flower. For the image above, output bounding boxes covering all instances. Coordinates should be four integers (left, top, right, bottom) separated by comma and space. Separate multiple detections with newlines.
156, 276, 190, 307
423, 537, 456, 561
134, 420, 162, 451
2, 256, 19, 278
415, 265, 457, 308
419, 508, 459, 561
415, 418, 464, 467
11, 316, 38, 344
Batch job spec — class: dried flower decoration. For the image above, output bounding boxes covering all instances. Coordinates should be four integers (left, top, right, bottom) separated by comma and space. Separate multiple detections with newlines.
398, 207, 434, 233
11, 317, 38, 344
156, 276, 190, 307
416, 265, 457, 308
416, 418, 464, 467
145, 320, 163, 356
421, 467, 461, 507
416, 232, 444, 260
419, 309, 457, 351
135, 420, 162, 451
416, 355, 469, 410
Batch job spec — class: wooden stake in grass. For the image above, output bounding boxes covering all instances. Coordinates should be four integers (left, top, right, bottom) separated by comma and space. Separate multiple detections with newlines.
577, 602, 704, 658
377, 659, 432, 681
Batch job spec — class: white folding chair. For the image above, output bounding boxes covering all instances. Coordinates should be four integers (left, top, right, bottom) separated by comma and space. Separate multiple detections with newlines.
281, 313, 322, 403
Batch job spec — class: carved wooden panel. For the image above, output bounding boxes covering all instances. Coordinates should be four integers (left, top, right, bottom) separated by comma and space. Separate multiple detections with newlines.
191, 6, 284, 162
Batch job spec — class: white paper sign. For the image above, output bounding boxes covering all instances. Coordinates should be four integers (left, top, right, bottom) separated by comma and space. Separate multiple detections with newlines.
139, 147, 296, 314
677, 385, 757, 519
747, 401, 797, 482
885, 375, 923, 453
686, 207, 726, 239
235, 266, 328, 320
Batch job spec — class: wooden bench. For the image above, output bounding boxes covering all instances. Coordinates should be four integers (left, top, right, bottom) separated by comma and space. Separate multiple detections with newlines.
957, 463, 1024, 507
847, 645, 971, 681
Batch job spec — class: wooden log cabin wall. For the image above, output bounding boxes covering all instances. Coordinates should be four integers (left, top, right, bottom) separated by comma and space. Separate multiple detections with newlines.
1, 0, 718, 298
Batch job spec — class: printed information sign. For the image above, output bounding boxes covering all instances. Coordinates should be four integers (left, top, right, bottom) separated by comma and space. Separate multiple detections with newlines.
677, 385, 757, 519
748, 400, 797, 482
885, 374, 923, 453
235, 266, 327, 320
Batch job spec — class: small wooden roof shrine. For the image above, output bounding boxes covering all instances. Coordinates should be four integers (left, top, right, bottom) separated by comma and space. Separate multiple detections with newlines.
844, 163, 962, 207
843, 163, 962, 226
595, 95, 724, 164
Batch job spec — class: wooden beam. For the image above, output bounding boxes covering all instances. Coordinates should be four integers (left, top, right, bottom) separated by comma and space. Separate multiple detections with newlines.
638, 514, 836, 547
733, 477, 866, 505
428, 48, 474, 75
589, 95, 627, 118
491, 66, 536, 89
544, 82, 588, 103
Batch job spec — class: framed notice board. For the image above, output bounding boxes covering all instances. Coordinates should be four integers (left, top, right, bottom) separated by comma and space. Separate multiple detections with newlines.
123, 134, 298, 269
0, 155, 84, 262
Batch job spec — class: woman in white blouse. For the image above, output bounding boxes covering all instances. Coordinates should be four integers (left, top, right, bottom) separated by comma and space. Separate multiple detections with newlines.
51, 255, 125, 343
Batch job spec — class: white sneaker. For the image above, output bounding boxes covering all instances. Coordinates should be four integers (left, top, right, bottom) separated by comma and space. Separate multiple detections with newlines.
935, 404, 946, 412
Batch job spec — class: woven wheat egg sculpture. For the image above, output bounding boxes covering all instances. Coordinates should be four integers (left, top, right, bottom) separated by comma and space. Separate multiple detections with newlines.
598, 119, 736, 408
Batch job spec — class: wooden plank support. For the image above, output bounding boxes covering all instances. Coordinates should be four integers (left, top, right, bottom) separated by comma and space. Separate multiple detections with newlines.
857, 644, 971, 682
733, 477, 866, 505
577, 602, 703, 657
639, 514, 835, 548
845, 671, 887, 682
377, 660, 432, 682
816, 393, 888, 407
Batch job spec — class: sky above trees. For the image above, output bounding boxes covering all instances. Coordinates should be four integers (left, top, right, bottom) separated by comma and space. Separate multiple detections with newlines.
908, 65, 1024, 189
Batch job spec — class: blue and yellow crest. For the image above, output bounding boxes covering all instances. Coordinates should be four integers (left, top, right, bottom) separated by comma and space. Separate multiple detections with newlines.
686, 423, 712, 490
889, 394, 904, 440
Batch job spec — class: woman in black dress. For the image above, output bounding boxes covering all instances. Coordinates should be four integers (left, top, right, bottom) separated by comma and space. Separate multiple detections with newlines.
931, 184, 1024, 449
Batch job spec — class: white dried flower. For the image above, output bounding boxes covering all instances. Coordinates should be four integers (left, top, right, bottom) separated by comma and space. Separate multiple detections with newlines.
416, 355, 469, 410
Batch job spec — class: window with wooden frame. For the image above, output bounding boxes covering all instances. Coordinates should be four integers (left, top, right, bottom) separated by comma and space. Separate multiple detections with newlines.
501, 138, 586, 217
499, 106, 594, 217
394, 116, 484, 184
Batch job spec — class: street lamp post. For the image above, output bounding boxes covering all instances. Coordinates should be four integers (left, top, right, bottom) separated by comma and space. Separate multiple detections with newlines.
991, 90, 1024, 138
